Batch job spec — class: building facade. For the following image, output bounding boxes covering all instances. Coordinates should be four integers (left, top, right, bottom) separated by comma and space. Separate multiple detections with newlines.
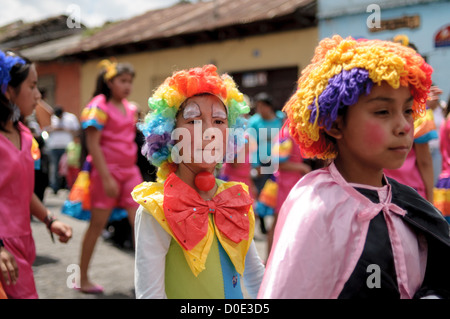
0, 15, 84, 118
318, 0, 450, 102
65, 0, 318, 113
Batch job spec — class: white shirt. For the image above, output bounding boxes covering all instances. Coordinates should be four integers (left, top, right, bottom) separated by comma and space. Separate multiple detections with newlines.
45, 112, 80, 149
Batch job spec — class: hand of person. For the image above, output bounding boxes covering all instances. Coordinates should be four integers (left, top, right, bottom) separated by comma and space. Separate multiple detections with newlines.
50, 220, 73, 243
102, 174, 120, 198
0, 246, 18, 285
427, 85, 443, 109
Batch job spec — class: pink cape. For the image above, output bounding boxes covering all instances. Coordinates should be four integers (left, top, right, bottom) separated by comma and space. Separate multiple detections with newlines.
257, 162, 426, 299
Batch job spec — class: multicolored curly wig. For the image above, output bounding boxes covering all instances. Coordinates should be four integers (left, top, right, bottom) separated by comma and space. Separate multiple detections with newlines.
139, 64, 250, 181
284, 35, 433, 159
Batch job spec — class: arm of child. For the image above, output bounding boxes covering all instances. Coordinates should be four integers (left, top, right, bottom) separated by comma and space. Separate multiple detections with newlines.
30, 193, 72, 243
85, 126, 119, 198
135, 205, 171, 299
242, 240, 265, 298
415, 142, 434, 202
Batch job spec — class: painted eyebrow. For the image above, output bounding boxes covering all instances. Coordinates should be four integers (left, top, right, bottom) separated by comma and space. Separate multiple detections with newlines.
182, 102, 202, 119
212, 110, 227, 118
211, 102, 228, 118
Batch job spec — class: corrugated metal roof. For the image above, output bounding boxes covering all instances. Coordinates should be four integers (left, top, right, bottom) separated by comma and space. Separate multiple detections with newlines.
0, 15, 84, 51
68, 0, 315, 54
19, 34, 82, 61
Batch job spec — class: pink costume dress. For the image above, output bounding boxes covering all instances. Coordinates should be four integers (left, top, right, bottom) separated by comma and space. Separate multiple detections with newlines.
0, 122, 39, 298
258, 162, 450, 299
272, 126, 305, 214
80, 94, 143, 210
434, 117, 450, 222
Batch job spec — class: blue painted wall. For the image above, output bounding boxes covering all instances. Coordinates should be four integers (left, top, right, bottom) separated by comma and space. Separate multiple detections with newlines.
318, 0, 450, 102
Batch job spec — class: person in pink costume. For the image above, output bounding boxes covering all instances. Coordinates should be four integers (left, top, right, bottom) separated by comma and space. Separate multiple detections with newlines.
0, 51, 72, 299
384, 37, 440, 202
219, 134, 257, 199
434, 94, 450, 222
272, 124, 311, 214
266, 123, 311, 256
258, 36, 450, 299
77, 59, 143, 294
384, 86, 441, 201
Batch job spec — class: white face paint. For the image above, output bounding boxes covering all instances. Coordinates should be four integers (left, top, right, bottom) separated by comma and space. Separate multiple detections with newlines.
182, 96, 228, 120
175, 95, 230, 167
212, 102, 227, 119
182, 102, 201, 119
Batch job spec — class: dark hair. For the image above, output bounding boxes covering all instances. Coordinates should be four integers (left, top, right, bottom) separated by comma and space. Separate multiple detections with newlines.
254, 92, 274, 108
0, 54, 32, 132
54, 106, 64, 118
444, 93, 450, 118
92, 62, 135, 100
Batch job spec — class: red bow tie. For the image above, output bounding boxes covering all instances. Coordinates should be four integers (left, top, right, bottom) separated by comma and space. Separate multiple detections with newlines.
163, 173, 253, 251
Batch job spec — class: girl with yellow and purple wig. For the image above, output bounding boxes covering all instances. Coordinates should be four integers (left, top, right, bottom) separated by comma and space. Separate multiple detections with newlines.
132, 65, 265, 299
284, 35, 432, 160
259, 36, 450, 299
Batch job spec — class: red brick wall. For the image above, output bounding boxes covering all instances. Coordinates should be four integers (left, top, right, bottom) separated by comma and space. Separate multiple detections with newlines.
35, 60, 82, 118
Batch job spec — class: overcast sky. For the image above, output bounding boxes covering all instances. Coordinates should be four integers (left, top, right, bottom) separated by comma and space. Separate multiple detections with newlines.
0, 0, 185, 28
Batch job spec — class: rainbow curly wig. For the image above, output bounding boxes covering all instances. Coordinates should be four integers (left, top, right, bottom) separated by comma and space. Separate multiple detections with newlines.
284, 35, 433, 159
139, 64, 250, 181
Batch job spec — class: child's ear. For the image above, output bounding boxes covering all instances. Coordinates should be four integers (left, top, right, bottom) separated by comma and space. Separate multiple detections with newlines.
4, 86, 14, 100
324, 116, 344, 140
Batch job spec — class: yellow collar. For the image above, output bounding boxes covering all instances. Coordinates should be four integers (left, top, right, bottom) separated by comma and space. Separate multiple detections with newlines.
132, 179, 255, 276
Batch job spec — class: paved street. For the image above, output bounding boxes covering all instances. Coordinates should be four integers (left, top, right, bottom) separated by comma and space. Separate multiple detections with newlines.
31, 188, 270, 299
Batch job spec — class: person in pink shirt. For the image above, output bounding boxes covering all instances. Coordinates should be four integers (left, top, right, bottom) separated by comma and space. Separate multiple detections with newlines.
384, 37, 440, 202
384, 106, 438, 201
258, 36, 450, 299
0, 50, 72, 299
77, 59, 143, 294
265, 123, 311, 256
219, 134, 257, 199
434, 94, 450, 223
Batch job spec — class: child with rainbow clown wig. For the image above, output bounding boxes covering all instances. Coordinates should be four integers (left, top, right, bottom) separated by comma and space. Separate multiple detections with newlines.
132, 65, 265, 299
258, 36, 450, 299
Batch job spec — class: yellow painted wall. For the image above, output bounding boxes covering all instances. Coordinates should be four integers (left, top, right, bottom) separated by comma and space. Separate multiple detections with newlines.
80, 27, 318, 113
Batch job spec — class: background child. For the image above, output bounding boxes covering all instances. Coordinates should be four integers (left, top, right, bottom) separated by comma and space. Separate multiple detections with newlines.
384, 106, 438, 201
45, 106, 80, 193
219, 133, 257, 199
132, 64, 264, 299
384, 36, 439, 202
0, 50, 72, 299
434, 93, 450, 223
77, 59, 143, 294
247, 92, 284, 234
64, 131, 82, 189
258, 36, 450, 299
265, 123, 311, 257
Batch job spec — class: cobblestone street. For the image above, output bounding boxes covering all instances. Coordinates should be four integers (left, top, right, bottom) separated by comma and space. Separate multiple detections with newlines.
31, 188, 269, 299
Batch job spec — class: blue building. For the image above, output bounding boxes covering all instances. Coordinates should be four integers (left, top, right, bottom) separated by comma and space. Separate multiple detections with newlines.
318, 0, 450, 102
